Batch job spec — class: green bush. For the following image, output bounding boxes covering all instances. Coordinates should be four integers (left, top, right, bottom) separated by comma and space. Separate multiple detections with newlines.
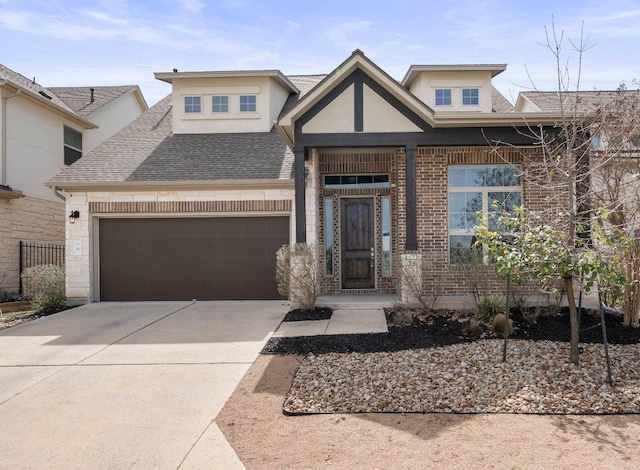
476, 294, 506, 323
21, 264, 66, 312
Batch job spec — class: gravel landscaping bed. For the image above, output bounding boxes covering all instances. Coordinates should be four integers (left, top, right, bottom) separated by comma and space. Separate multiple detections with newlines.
284, 339, 640, 415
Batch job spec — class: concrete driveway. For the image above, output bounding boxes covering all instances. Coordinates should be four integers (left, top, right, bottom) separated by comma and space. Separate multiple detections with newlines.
0, 300, 288, 469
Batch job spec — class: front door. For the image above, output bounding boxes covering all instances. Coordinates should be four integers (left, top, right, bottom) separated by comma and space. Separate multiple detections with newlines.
341, 198, 375, 289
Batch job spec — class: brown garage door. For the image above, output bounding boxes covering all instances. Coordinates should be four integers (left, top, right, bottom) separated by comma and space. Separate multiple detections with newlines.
99, 217, 289, 301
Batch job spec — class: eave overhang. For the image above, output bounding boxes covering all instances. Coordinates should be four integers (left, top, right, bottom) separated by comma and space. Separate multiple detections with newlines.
154, 70, 299, 94
402, 64, 507, 88
0, 80, 98, 130
46, 179, 294, 192
0, 186, 24, 200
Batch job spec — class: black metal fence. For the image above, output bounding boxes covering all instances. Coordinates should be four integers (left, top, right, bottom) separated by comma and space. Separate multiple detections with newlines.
19, 241, 65, 294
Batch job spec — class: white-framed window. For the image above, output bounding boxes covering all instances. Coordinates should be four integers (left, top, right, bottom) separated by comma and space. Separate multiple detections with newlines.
212, 95, 229, 113
63, 126, 82, 165
239, 95, 257, 112
324, 197, 334, 276
435, 89, 452, 106
381, 196, 392, 276
448, 165, 522, 263
184, 96, 201, 113
462, 88, 479, 105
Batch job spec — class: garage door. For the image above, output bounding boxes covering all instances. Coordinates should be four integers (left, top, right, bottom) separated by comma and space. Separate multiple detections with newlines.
99, 217, 289, 301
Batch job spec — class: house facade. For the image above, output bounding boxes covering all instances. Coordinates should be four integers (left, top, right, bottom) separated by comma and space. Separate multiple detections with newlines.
0, 65, 147, 297
49, 51, 562, 305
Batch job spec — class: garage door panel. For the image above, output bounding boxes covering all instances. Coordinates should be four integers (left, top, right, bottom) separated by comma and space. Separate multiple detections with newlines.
99, 217, 289, 301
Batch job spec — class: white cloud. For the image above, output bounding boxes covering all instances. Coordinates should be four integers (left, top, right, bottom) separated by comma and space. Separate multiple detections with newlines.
177, 0, 205, 12
325, 19, 373, 51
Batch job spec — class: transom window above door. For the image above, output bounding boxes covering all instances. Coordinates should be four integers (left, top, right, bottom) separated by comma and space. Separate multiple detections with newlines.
324, 174, 390, 189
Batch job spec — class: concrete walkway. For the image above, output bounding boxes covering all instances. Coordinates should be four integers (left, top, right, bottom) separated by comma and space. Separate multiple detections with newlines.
0, 300, 288, 470
273, 309, 388, 337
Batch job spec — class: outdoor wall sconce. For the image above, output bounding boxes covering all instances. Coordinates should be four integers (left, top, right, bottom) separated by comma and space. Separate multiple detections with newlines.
69, 210, 80, 223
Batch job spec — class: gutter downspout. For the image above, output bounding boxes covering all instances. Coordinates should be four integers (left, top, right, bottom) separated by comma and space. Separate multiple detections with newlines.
51, 186, 66, 201
1, 83, 22, 186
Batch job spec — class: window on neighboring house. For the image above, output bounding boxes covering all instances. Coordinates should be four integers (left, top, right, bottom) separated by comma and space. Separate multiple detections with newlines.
435, 89, 452, 106
63, 126, 82, 165
462, 88, 479, 105
184, 96, 201, 113
239, 95, 257, 112
212, 95, 229, 113
448, 165, 522, 263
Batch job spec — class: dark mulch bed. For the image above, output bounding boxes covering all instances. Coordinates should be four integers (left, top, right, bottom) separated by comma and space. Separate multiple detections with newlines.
282, 307, 333, 322
262, 307, 640, 355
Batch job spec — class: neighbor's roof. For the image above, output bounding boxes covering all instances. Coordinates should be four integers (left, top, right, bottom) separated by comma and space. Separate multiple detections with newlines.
517, 90, 640, 113
48, 85, 147, 117
0, 64, 96, 129
48, 75, 324, 188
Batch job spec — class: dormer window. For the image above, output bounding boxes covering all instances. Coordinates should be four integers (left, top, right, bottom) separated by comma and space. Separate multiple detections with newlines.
212, 95, 229, 113
462, 88, 479, 105
184, 96, 201, 113
239, 95, 257, 112
435, 89, 452, 106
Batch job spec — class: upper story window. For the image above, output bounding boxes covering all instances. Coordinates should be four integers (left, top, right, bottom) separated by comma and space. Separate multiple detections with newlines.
239, 95, 257, 112
212, 95, 229, 113
462, 88, 479, 105
63, 126, 82, 165
184, 96, 201, 113
435, 89, 452, 106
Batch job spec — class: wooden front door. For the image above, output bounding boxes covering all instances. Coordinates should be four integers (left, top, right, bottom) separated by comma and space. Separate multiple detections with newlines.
341, 198, 375, 289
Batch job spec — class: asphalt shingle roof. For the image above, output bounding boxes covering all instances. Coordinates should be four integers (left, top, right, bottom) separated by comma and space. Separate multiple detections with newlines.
48, 85, 141, 117
49, 95, 173, 184
127, 129, 292, 181
520, 90, 640, 113
0, 63, 76, 114
47, 72, 524, 187
492, 86, 516, 113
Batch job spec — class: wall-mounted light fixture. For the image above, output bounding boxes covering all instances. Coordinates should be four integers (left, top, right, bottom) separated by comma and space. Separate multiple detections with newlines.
69, 210, 80, 224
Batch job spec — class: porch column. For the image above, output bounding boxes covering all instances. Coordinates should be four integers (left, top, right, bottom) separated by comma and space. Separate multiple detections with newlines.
405, 144, 418, 250
294, 149, 306, 243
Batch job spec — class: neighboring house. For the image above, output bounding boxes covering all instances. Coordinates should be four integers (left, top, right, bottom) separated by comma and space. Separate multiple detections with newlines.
49, 50, 564, 305
49, 86, 148, 154
0, 64, 147, 297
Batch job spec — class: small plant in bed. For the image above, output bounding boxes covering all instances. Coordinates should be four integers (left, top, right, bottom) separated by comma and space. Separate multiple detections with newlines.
262, 304, 640, 355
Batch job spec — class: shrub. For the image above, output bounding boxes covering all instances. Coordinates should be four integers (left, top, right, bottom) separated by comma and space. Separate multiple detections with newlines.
388, 308, 416, 327
21, 264, 66, 312
398, 253, 443, 313
491, 313, 515, 336
275, 243, 321, 311
463, 319, 484, 338
476, 294, 506, 323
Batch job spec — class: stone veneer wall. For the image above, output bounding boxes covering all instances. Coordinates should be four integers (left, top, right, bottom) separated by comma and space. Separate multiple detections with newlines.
0, 196, 65, 295
65, 188, 294, 304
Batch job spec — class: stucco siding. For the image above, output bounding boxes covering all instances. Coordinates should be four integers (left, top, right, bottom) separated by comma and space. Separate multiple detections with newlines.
83, 92, 144, 154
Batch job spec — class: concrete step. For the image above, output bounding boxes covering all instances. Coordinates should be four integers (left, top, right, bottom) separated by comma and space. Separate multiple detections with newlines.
316, 294, 398, 310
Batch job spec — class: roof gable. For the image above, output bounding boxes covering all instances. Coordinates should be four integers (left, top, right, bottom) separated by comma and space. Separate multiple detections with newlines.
48, 85, 147, 118
278, 50, 435, 142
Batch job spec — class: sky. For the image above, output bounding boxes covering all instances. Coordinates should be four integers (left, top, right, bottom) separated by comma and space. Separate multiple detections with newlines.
1, 0, 640, 107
